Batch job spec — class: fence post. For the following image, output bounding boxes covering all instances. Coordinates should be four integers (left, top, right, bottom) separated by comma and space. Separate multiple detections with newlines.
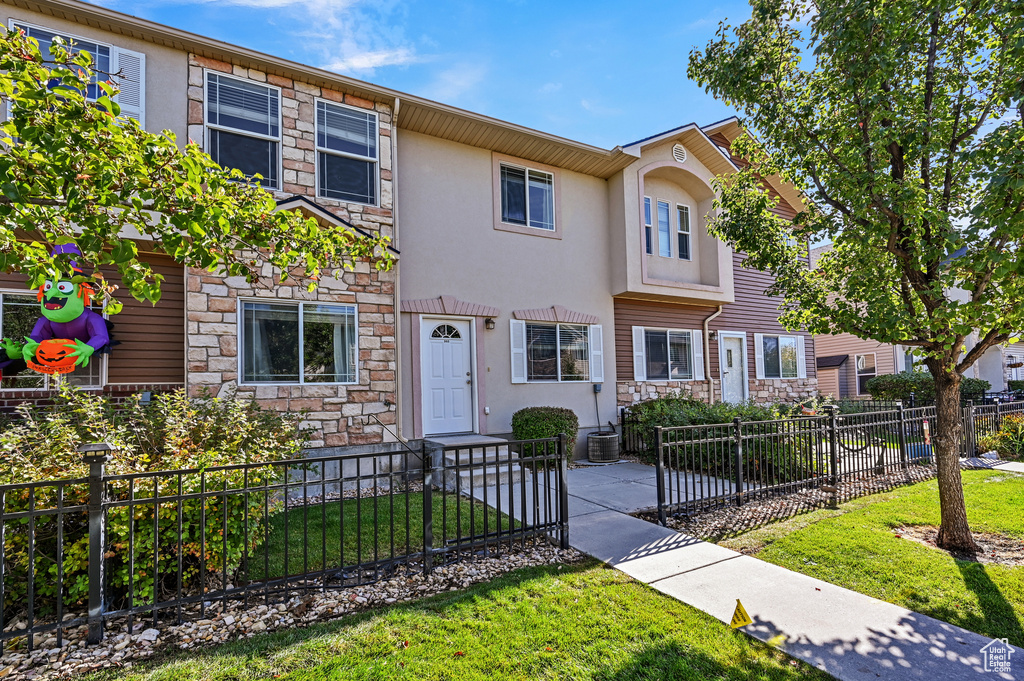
896, 401, 909, 470
826, 405, 839, 486
558, 433, 570, 548
422, 441, 441, 575
965, 400, 976, 457
655, 427, 666, 526
909, 392, 915, 409
733, 417, 744, 507
79, 442, 113, 645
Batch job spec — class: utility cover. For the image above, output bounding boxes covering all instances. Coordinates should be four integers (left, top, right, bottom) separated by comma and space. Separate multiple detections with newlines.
731, 599, 753, 628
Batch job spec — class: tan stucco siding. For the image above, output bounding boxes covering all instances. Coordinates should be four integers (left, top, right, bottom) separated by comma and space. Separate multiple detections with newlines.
3, 7, 189, 143
396, 129, 617, 446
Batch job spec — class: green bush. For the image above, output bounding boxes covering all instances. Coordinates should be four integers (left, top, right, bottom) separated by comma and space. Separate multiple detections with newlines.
864, 372, 990, 402
0, 384, 311, 616
978, 414, 1024, 460
511, 406, 580, 453
1008, 380, 1024, 392
621, 394, 830, 483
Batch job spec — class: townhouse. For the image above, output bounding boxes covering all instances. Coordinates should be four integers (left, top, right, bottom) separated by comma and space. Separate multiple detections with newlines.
0, 0, 816, 457
809, 245, 1015, 398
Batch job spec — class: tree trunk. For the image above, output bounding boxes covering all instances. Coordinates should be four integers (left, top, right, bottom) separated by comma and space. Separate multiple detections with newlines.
930, 368, 979, 552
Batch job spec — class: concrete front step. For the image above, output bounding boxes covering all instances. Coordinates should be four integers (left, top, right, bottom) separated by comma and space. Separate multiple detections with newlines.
448, 462, 527, 491
443, 445, 511, 466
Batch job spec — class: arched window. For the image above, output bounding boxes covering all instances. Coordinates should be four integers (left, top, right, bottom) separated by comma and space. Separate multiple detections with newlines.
431, 324, 461, 339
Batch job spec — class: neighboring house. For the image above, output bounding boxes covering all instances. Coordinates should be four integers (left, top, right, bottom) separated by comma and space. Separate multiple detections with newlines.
809, 244, 1013, 397
0, 0, 815, 457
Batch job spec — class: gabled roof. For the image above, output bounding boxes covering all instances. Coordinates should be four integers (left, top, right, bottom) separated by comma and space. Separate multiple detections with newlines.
621, 123, 740, 177
275, 195, 400, 255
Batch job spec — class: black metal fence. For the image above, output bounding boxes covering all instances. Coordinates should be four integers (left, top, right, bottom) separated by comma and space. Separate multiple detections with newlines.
0, 435, 569, 652
653, 401, 1024, 522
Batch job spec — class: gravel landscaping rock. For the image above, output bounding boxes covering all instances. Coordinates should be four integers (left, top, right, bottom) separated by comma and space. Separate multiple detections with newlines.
2, 540, 583, 680
640, 464, 938, 540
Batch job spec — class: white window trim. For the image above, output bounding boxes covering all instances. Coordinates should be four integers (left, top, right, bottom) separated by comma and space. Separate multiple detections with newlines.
676, 203, 692, 261
631, 325, 705, 382
499, 162, 556, 232
643, 196, 653, 255
510, 319, 602, 383
855, 352, 877, 396
9, 19, 145, 126
313, 97, 379, 207
656, 199, 672, 258
203, 70, 283, 190
237, 299, 359, 386
0, 288, 107, 391
753, 333, 806, 380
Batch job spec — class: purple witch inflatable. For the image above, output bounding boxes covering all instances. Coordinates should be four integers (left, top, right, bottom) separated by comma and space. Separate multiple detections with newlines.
0, 244, 113, 378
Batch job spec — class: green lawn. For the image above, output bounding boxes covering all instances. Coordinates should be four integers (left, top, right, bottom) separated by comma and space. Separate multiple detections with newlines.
721, 469, 1024, 644
88, 561, 828, 681
250, 492, 513, 580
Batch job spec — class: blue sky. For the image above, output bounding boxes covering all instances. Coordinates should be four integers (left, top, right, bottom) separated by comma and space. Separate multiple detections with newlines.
87, 0, 753, 149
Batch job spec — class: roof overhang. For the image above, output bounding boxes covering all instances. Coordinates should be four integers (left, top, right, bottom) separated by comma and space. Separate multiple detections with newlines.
275, 195, 399, 256
622, 123, 740, 177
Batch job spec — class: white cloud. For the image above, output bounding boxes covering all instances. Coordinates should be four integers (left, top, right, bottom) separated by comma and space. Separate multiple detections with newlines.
106, 0, 421, 77
539, 82, 562, 94
422, 62, 487, 104
580, 98, 621, 116
323, 47, 419, 73
550, 49, 562, 58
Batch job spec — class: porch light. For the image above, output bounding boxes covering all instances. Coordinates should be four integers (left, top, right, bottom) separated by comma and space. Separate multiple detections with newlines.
485, 318, 496, 330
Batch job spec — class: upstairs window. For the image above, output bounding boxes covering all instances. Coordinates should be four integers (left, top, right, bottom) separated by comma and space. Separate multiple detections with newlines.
657, 200, 671, 257
12, 21, 145, 124
677, 205, 691, 260
206, 73, 280, 188
500, 164, 554, 231
316, 100, 377, 205
644, 197, 653, 255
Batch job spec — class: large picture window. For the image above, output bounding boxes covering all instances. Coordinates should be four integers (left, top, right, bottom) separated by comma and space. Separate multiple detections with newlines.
241, 301, 356, 384
0, 291, 103, 390
500, 164, 555, 231
316, 101, 377, 204
525, 322, 589, 381
206, 73, 280, 188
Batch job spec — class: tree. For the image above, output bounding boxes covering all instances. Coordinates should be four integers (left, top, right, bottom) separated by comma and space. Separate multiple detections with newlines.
688, 0, 1024, 551
0, 27, 391, 311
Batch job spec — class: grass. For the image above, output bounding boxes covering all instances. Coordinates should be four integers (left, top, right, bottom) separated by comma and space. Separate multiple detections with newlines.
87, 561, 829, 681
250, 493, 513, 580
720, 469, 1024, 645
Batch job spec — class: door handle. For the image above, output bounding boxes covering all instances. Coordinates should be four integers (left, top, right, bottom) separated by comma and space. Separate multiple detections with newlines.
466, 379, 471, 384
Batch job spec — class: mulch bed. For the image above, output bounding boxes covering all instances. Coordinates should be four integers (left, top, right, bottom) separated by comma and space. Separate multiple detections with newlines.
893, 525, 1024, 567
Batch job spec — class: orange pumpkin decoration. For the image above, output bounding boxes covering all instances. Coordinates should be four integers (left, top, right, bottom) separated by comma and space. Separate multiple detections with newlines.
27, 338, 79, 375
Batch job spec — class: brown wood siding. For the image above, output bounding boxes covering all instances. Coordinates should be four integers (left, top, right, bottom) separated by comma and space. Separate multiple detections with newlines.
0, 253, 185, 385
614, 255, 816, 383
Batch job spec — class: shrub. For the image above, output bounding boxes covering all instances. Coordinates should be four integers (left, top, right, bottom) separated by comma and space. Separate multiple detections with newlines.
1008, 380, 1024, 392
979, 414, 1024, 460
864, 372, 990, 402
0, 384, 312, 615
511, 407, 580, 453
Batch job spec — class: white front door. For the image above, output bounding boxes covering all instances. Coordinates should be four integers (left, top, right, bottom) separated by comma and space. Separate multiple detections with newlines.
421, 319, 474, 435
720, 334, 746, 403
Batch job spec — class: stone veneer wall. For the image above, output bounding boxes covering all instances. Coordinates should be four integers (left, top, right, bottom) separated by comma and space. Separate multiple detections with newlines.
183, 54, 397, 449
616, 377, 817, 408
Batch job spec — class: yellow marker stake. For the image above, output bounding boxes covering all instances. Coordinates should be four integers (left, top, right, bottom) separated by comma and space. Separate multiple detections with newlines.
731, 599, 753, 629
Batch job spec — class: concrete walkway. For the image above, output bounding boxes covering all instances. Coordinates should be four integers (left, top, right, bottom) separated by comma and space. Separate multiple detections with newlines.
561, 461, 1020, 681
